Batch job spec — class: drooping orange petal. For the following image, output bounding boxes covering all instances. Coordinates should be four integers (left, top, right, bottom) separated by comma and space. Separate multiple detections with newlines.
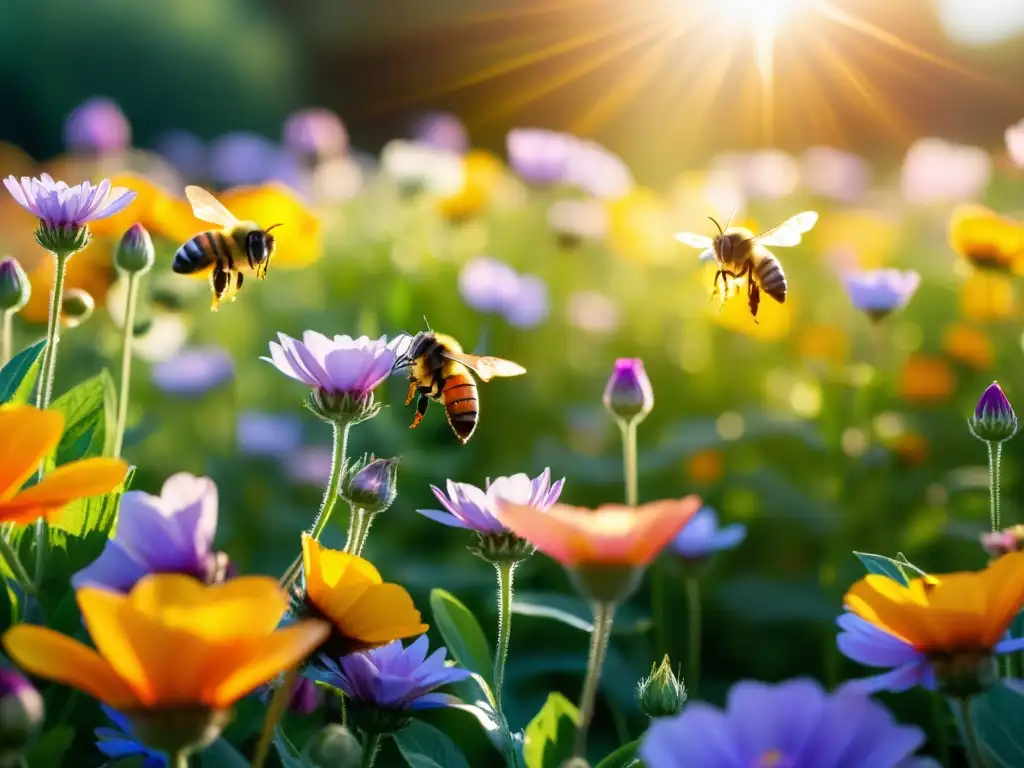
978, 551, 1024, 646
1, 624, 139, 709
0, 406, 64, 500
498, 503, 593, 566
208, 621, 330, 708
343, 584, 429, 644
0, 458, 130, 524
624, 497, 702, 564
302, 536, 381, 622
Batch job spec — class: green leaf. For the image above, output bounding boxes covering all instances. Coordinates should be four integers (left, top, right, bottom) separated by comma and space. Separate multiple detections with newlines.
429, 588, 494, 685
593, 740, 641, 768
523, 692, 579, 768
198, 737, 252, 767
53, 466, 135, 539
24, 725, 75, 767
49, 369, 117, 466
853, 552, 910, 586
954, 683, 1024, 767
394, 719, 472, 768
895, 552, 928, 578
0, 338, 45, 405
512, 591, 652, 635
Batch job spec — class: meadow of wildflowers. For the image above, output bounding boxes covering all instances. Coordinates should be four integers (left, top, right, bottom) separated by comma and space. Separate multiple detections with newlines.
4, 88, 1024, 768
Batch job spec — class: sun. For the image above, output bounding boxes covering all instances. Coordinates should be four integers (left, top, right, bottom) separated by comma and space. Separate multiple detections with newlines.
718, 0, 813, 32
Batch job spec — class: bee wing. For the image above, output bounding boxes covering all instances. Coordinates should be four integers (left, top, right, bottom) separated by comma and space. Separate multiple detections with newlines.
753, 211, 818, 248
698, 248, 717, 263
674, 232, 714, 249
442, 351, 526, 382
185, 186, 240, 227
389, 333, 418, 372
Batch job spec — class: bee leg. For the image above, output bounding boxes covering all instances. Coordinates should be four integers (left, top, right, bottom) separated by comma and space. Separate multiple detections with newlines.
410, 394, 429, 429
405, 380, 418, 406
233, 271, 244, 301
210, 266, 230, 312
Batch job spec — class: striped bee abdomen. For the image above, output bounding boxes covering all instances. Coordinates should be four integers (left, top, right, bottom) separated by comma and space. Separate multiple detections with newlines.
755, 256, 787, 303
440, 372, 479, 443
172, 231, 233, 274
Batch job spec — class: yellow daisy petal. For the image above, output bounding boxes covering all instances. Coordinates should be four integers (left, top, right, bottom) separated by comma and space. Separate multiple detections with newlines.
303, 537, 381, 620
343, 583, 428, 643
0, 406, 63, 500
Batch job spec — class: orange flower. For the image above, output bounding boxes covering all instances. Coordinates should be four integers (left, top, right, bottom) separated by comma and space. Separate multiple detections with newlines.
898, 355, 955, 405
942, 323, 993, 370
949, 204, 1024, 272
960, 270, 1016, 322
87, 173, 195, 243
2, 574, 328, 710
497, 497, 701, 567
844, 552, 1024, 652
20, 237, 118, 324
796, 323, 849, 366
890, 433, 929, 467
437, 151, 505, 221
0, 405, 128, 524
685, 449, 724, 486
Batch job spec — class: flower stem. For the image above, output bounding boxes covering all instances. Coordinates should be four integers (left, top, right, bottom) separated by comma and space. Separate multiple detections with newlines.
1, 309, 12, 367
348, 509, 376, 556
494, 560, 518, 765
167, 751, 189, 768
620, 420, 639, 507
929, 692, 952, 768
572, 601, 616, 759
280, 422, 349, 589
253, 667, 298, 768
685, 577, 701, 698
361, 733, 382, 768
957, 697, 985, 768
112, 271, 140, 458
0, 530, 36, 597
986, 441, 1002, 532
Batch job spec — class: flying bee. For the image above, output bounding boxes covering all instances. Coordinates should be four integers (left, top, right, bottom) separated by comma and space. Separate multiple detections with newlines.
172, 186, 283, 311
674, 210, 818, 322
393, 329, 526, 443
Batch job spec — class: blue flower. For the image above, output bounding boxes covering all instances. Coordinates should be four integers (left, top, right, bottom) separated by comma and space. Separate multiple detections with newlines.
151, 346, 234, 396
94, 705, 166, 768
237, 411, 303, 458
670, 507, 746, 560
842, 269, 920, 318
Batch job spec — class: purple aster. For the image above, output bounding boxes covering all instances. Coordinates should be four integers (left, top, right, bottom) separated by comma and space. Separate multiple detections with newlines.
640, 678, 935, 768
842, 269, 920, 319
72, 473, 228, 593
308, 635, 471, 711
64, 97, 131, 155
412, 111, 470, 155
969, 381, 1019, 443
94, 706, 166, 768
151, 346, 234, 396
603, 358, 654, 422
283, 108, 349, 162
264, 332, 401, 398
504, 274, 550, 330
458, 257, 520, 315
563, 139, 634, 200
154, 130, 207, 182
670, 507, 746, 560
975, 381, 1014, 422
209, 132, 279, 187
4, 174, 136, 229
418, 468, 564, 536
506, 128, 578, 186
237, 410, 304, 458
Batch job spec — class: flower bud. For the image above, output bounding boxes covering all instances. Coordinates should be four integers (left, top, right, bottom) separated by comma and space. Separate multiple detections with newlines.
60, 288, 95, 328
116, 223, 155, 275
341, 456, 400, 514
968, 382, 1018, 443
0, 668, 44, 761
602, 358, 654, 425
981, 525, 1024, 558
0, 257, 30, 313
301, 724, 363, 768
636, 656, 687, 718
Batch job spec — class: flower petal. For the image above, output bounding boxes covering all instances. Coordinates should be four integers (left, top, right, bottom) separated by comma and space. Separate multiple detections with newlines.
344, 584, 429, 643
0, 458, 129, 524
0, 406, 64, 500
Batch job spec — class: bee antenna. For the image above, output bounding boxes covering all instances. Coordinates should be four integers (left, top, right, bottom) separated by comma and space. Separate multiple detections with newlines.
265, 223, 284, 234
723, 205, 738, 232
708, 216, 723, 237
422, 314, 433, 332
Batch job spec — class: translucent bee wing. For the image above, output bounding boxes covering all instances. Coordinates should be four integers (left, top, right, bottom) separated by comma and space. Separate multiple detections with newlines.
674, 232, 714, 249
442, 350, 526, 382
754, 211, 818, 247
185, 186, 240, 227
698, 248, 717, 263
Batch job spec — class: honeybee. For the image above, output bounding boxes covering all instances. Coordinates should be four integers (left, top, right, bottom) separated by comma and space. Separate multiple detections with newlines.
172, 186, 282, 311
393, 330, 526, 443
674, 211, 818, 322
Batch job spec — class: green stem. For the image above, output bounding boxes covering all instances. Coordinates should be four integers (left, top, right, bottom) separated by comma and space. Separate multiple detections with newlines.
350, 509, 376, 557
167, 751, 189, 768
280, 422, 349, 589
987, 441, 1002, 532
494, 560, 517, 764
929, 692, 952, 768
253, 667, 298, 768
361, 733, 382, 768
686, 577, 701, 697
621, 420, 638, 507
0, 530, 36, 597
112, 272, 140, 458
1, 309, 12, 367
957, 697, 986, 768
572, 601, 616, 759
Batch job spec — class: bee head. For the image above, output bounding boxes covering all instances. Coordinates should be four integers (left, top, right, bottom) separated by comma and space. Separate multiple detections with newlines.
708, 216, 731, 262
247, 224, 282, 279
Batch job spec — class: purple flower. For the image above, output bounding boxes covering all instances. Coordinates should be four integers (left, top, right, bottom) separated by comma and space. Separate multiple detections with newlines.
640, 678, 934, 768
969, 381, 1019, 443
504, 274, 549, 329
836, 610, 1024, 695
0, 256, 30, 312
283, 108, 349, 162
95, 706, 165, 768
976, 381, 1014, 422
603, 358, 654, 422
670, 507, 746, 560
412, 111, 469, 155
237, 411, 304, 458
155, 130, 207, 181
458, 257, 520, 315
0, 667, 43, 753
4, 174, 136, 229
418, 468, 564, 536
981, 526, 1024, 557
506, 128, 577, 186
264, 332, 400, 397
308, 636, 471, 711
72, 473, 227, 593
841, 269, 920, 318
64, 97, 131, 155
564, 139, 634, 200
151, 346, 234, 396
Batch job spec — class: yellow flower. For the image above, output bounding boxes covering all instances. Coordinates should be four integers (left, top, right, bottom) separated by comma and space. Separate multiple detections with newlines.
1, 574, 328, 709
898, 355, 955, 405
301, 535, 428, 655
437, 151, 505, 222
20, 237, 118, 324
809, 210, 898, 268
960, 270, 1016, 322
86, 173, 196, 244
0, 405, 128, 525
942, 323, 993, 370
708, 267, 793, 341
948, 204, 1024, 273
796, 323, 849, 366
844, 552, 1024, 652
608, 187, 675, 264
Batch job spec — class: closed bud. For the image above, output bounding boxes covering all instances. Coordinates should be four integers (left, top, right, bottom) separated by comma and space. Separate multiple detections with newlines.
341, 455, 400, 514
60, 288, 95, 328
116, 223, 155, 275
602, 358, 654, 425
0, 257, 30, 312
301, 724, 363, 768
636, 655, 687, 718
969, 382, 1018, 443
0, 668, 44, 762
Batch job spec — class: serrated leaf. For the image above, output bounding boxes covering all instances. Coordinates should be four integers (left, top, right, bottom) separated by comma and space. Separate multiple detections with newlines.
593, 740, 641, 768
853, 552, 910, 586
429, 588, 493, 686
0, 338, 45, 405
394, 719, 472, 768
523, 692, 579, 768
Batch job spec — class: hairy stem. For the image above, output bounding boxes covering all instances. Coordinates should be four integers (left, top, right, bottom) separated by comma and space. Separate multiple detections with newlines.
494, 560, 518, 764
686, 577, 702, 698
112, 272, 141, 458
253, 667, 298, 768
361, 733, 382, 768
572, 602, 616, 759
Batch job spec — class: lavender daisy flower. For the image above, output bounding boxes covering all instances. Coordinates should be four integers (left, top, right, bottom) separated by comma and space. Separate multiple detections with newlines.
640, 678, 936, 768
237, 410, 304, 458
94, 706, 166, 768
209, 132, 279, 187
412, 111, 469, 155
264, 332, 401, 425
506, 128, 577, 186
72, 473, 229, 593
283, 108, 349, 164
151, 346, 234, 396
458, 256, 520, 315
64, 97, 131, 155
670, 507, 746, 561
504, 274, 550, 330
842, 269, 921, 321
564, 139, 634, 200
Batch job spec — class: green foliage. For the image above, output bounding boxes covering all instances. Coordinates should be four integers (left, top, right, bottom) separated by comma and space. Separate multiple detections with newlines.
593, 740, 641, 768
429, 588, 494, 687
49, 370, 117, 467
523, 692, 579, 768
394, 720, 472, 768
24, 725, 75, 767
198, 738, 252, 768
955, 684, 1024, 767
853, 552, 911, 586
512, 591, 651, 635
0, 338, 45, 405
